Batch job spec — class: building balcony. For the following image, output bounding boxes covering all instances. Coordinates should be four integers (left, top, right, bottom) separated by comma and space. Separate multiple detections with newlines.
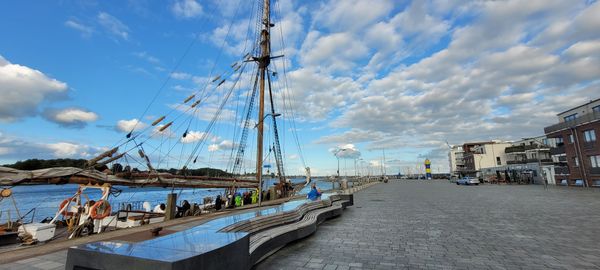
544, 111, 600, 134
506, 158, 554, 165
554, 166, 569, 175
550, 145, 565, 155
505, 144, 540, 153
525, 158, 553, 164
507, 160, 525, 165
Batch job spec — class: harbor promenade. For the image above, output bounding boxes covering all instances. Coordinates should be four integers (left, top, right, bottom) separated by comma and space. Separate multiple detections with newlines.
256, 180, 600, 270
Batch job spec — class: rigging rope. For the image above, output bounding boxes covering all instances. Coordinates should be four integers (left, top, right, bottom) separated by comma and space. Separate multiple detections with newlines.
274, 0, 307, 169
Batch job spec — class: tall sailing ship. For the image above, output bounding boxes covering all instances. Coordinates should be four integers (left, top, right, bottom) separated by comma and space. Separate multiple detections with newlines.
0, 0, 311, 244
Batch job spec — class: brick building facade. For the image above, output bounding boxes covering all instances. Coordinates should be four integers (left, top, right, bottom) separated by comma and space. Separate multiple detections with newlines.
544, 99, 600, 187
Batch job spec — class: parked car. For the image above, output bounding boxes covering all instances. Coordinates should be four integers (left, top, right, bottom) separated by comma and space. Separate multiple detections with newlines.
456, 177, 480, 185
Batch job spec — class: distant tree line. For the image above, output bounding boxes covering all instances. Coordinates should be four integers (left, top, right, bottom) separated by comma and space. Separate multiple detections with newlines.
110, 164, 231, 177
3, 159, 231, 177
3, 158, 87, 170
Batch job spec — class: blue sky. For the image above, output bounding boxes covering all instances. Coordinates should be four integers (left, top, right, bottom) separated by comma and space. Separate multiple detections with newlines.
1, 0, 599, 176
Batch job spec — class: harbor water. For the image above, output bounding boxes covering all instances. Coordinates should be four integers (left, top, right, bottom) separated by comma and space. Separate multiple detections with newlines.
1, 177, 342, 223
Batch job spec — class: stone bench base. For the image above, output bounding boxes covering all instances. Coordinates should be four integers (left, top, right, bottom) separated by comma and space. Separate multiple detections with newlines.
65, 193, 353, 270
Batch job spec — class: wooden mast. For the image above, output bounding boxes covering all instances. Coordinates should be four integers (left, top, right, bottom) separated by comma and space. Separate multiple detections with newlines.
257, 0, 271, 206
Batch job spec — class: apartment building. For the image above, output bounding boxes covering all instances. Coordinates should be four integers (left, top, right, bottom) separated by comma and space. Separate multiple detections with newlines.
455, 141, 512, 177
448, 145, 465, 177
544, 98, 600, 187
504, 136, 552, 165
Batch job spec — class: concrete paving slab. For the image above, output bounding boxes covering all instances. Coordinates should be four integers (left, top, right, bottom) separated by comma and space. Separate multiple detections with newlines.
256, 181, 600, 270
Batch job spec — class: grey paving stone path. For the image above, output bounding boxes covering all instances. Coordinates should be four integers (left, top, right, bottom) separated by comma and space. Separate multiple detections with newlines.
256, 181, 600, 270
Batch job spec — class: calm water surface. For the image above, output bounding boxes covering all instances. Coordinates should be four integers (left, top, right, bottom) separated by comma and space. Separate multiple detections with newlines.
1, 177, 340, 223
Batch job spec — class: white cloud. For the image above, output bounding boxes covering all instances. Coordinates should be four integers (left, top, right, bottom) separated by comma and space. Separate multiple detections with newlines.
314, 0, 600, 169
170, 72, 192, 80
0, 55, 68, 122
313, 0, 393, 31
315, 129, 385, 145
180, 131, 210, 144
300, 31, 369, 72
43, 108, 99, 128
97, 12, 130, 40
171, 0, 203, 19
563, 39, 600, 59
0, 131, 103, 161
171, 103, 236, 123
64, 20, 93, 37
46, 142, 89, 157
286, 68, 362, 120
133, 51, 160, 64
116, 118, 147, 133
329, 144, 361, 159
207, 140, 236, 152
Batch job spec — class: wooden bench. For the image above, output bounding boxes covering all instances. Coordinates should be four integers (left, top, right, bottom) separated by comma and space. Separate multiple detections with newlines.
249, 200, 346, 264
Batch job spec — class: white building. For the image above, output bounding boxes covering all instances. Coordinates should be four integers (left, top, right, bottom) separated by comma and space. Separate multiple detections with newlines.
459, 141, 512, 176
448, 145, 464, 177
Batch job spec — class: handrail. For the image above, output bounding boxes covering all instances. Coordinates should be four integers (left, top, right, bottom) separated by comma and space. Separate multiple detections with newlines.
544, 111, 600, 134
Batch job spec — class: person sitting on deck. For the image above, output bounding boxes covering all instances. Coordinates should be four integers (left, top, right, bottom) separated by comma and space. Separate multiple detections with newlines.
153, 203, 166, 213
243, 192, 251, 205
226, 194, 234, 208
306, 183, 322, 201
234, 192, 242, 207
215, 195, 222, 211
251, 190, 258, 204
176, 200, 191, 217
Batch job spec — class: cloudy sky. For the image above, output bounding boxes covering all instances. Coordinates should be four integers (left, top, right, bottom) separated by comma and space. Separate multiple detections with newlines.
1, 0, 599, 176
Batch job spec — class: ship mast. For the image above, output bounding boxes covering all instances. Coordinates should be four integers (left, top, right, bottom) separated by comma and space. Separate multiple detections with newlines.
256, 0, 271, 206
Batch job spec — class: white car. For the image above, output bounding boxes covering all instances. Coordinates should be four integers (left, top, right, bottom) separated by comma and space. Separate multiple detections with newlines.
456, 177, 480, 185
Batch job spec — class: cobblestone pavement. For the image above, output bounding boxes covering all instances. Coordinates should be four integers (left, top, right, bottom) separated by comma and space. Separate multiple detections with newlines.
256, 181, 600, 270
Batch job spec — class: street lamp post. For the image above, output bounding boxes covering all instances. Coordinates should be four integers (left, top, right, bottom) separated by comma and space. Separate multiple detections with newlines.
254, 113, 281, 128
334, 148, 348, 190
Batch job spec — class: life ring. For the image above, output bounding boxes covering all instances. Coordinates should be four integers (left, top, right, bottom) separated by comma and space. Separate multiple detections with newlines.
0, 188, 12, 198
59, 198, 77, 217
89, 200, 112, 220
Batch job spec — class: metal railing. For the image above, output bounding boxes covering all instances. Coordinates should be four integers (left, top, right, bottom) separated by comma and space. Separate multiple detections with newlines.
554, 166, 569, 175
544, 111, 600, 134
550, 145, 565, 155
505, 144, 541, 153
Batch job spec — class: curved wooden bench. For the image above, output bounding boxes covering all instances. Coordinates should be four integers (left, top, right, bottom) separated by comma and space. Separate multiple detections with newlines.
249, 200, 346, 264
65, 194, 353, 270
221, 200, 330, 234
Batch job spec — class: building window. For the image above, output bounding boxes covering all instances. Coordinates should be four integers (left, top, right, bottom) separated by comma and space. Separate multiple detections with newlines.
569, 134, 574, 143
591, 155, 600, 168
564, 113, 577, 122
583, 130, 596, 142
573, 156, 579, 167
556, 137, 564, 145
496, 157, 501, 165
593, 105, 600, 113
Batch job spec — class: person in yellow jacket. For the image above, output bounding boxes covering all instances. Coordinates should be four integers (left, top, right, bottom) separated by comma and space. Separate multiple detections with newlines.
251, 190, 258, 204
234, 192, 242, 207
